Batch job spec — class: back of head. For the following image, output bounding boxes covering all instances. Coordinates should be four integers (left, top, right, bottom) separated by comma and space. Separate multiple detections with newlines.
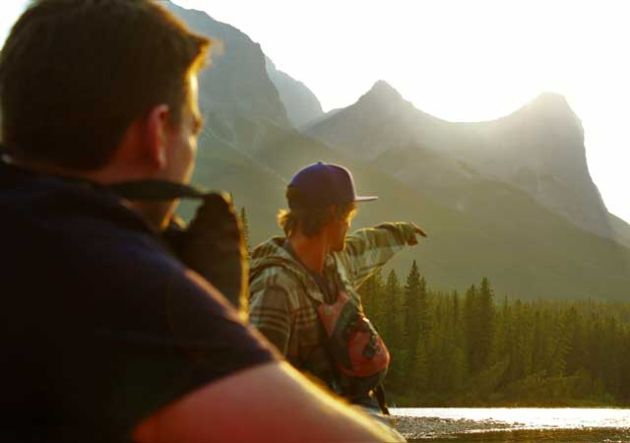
0, 0, 210, 170
278, 162, 374, 237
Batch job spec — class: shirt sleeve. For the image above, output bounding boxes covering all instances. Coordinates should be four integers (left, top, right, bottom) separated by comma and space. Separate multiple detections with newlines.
249, 285, 292, 356
90, 259, 280, 441
335, 222, 419, 288
160, 269, 280, 378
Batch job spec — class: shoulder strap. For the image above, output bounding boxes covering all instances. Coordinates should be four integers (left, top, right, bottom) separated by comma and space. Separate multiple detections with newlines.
374, 384, 390, 415
107, 180, 215, 201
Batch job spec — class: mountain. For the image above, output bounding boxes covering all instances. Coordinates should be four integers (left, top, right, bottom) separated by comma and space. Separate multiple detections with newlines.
305, 80, 431, 160
306, 81, 624, 246
265, 57, 323, 128
166, 3, 630, 301
610, 213, 630, 248
165, 1, 291, 156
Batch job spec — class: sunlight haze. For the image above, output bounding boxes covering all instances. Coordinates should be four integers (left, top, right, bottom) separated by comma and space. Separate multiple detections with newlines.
1, 0, 628, 223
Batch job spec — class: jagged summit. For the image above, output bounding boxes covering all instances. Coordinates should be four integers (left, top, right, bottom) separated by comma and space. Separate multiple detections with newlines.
527, 91, 571, 112
164, 1, 291, 131
531, 91, 569, 104
359, 80, 405, 104
506, 91, 584, 137
519, 91, 578, 119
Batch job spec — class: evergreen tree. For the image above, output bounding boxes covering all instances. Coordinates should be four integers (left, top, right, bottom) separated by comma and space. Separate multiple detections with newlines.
449, 291, 468, 393
550, 309, 571, 377
412, 330, 429, 396
403, 260, 422, 351
418, 276, 430, 341
382, 269, 404, 392
358, 269, 384, 326
477, 277, 496, 370
464, 278, 495, 375
464, 284, 479, 373
382, 269, 402, 346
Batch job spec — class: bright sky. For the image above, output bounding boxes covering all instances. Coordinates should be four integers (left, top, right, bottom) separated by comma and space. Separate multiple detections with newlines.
1, 1, 628, 223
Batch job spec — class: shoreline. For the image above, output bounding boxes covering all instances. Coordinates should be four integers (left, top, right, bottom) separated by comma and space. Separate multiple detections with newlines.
392, 415, 515, 440
390, 408, 630, 441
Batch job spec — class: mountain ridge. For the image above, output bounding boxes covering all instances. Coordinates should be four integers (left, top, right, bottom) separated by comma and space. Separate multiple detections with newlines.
165, 1, 291, 133
306, 80, 618, 244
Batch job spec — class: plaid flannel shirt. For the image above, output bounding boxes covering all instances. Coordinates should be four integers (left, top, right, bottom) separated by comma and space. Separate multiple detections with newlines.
248, 222, 419, 377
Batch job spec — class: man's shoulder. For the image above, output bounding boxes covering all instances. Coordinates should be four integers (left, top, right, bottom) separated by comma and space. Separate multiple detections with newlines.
0, 166, 151, 238
1, 166, 158, 248
250, 237, 309, 290
250, 260, 309, 294
0, 166, 188, 301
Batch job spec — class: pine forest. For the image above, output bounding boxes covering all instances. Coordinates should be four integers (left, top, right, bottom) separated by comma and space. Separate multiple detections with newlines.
359, 261, 630, 407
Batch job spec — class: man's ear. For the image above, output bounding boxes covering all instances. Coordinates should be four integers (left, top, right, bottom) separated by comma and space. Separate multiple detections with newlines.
144, 104, 171, 170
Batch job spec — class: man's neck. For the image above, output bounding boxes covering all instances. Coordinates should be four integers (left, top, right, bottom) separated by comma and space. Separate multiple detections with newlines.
288, 232, 329, 274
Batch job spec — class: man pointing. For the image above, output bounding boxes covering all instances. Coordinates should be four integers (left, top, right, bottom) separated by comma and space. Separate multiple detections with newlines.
250, 162, 427, 412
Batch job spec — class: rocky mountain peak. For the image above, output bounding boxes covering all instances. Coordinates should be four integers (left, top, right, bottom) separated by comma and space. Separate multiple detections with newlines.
528, 91, 571, 112
359, 80, 405, 106
302, 80, 419, 161
515, 92, 583, 133
166, 1, 290, 131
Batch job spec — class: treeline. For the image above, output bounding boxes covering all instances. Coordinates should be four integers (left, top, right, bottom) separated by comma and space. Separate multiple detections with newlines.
359, 261, 630, 406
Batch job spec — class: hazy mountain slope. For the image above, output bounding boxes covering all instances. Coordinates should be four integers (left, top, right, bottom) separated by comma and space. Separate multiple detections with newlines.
265, 57, 323, 128
465, 93, 612, 243
609, 213, 630, 248
178, 128, 285, 241
253, 131, 630, 301
306, 81, 620, 245
166, 1, 290, 155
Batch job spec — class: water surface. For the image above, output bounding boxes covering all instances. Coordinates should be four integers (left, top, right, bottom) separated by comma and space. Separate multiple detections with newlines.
392, 407, 630, 442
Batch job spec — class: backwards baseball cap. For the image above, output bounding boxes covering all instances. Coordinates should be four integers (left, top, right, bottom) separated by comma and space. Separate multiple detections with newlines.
287, 162, 378, 209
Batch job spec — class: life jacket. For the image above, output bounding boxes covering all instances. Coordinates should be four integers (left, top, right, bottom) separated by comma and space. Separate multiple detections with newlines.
318, 289, 388, 373
313, 287, 391, 412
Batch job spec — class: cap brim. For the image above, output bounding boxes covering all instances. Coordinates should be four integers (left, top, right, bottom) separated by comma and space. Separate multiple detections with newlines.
355, 196, 378, 202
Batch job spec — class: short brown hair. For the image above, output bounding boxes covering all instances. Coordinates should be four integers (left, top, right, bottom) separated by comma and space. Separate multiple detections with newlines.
278, 188, 356, 237
0, 0, 210, 170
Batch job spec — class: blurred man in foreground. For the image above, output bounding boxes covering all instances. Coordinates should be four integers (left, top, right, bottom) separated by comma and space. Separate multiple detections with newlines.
0, 1, 400, 441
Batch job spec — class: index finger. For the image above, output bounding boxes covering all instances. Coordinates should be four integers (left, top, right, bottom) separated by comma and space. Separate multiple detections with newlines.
413, 223, 428, 238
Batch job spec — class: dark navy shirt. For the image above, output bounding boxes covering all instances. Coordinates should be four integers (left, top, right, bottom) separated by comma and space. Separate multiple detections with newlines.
0, 162, 276, 442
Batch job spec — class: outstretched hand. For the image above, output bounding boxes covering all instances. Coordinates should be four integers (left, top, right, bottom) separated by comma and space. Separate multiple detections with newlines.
408, 223, 428, 245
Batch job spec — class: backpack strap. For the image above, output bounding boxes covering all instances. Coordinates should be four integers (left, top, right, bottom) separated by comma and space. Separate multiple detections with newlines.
107, 180, 210, 201
374, 384, 390, 415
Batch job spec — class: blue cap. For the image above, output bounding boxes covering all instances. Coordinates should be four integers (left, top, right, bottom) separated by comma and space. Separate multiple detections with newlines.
287, 162, 378, 209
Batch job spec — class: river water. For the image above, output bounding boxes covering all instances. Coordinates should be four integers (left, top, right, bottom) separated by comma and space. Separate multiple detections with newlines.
391, 408, 630, 442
